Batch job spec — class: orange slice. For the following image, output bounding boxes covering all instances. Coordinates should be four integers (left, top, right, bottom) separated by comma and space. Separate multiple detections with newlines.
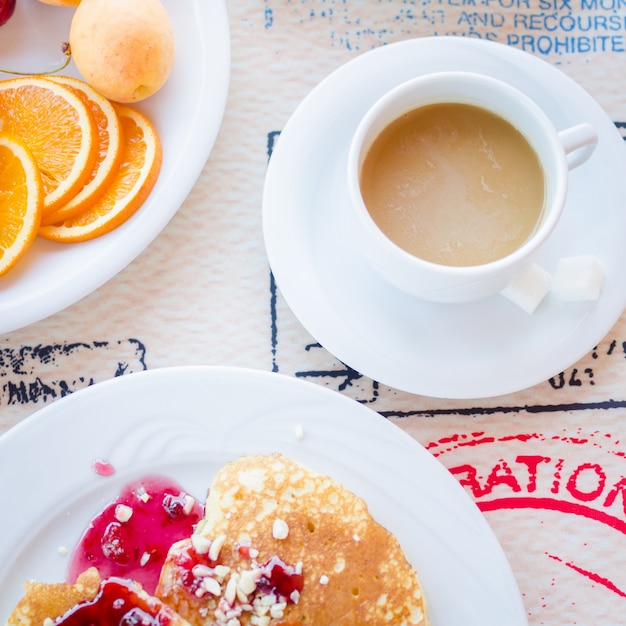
39, 103, 162, 243
0, 134, 44, 277
0, 76, 98, 217
38, 0, 81, 5
41, 75, 124, 226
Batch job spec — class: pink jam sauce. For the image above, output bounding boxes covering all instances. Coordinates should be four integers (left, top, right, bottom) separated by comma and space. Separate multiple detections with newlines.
68, 476, 203, 595
258, 554, 304, 600
176, 542, 303, 602
92, 459, 116, 477
56, 577, 174, 625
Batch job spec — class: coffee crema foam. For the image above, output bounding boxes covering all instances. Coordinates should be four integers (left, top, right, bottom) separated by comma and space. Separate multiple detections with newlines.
360, 102, 546, 267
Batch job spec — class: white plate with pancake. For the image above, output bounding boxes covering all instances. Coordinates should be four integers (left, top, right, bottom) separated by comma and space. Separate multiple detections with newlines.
0, 366, 526, 625
0, 0, 230, 334
262, 36, 626, 399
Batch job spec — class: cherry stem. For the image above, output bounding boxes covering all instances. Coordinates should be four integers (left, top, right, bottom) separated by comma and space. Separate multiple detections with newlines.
0, 42, 71, 76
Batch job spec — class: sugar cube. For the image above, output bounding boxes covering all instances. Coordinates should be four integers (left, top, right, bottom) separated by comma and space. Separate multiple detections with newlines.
500, 263, 553, 314
552, 255, 604, 301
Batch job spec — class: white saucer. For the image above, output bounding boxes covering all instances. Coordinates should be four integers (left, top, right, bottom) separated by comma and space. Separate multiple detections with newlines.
262, 36, 626, 399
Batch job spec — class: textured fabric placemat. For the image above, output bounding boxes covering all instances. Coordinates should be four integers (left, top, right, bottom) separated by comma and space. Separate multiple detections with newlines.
2, 2, 626, 623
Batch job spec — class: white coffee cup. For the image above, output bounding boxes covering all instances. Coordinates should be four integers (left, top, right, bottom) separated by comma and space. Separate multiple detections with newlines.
347, 71, 598, 303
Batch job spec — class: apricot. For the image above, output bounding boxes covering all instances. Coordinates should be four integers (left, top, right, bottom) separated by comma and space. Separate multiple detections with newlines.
69, 0, 175, 103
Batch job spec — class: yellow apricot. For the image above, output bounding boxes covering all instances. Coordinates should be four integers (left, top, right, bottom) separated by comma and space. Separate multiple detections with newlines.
69, 0, 175, 103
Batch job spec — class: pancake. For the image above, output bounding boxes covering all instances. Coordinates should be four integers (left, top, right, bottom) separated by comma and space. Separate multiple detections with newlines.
156, 453, 429, 625
6, 568, 100, 626
6, 567, 192, 626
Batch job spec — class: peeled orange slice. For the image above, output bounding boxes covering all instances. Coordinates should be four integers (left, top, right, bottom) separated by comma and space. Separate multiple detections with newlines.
0, 134, 44, 277
41, 75, 124, 226
0, 76, 98, 217
39, 104, 162, 243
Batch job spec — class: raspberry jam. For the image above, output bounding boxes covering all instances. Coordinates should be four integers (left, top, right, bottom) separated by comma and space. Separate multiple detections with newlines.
177, 543, 303, 603
259, 555, 304, 600
56, 577, 174, 625
92, 459, 116, 477
68, 476, 203, 594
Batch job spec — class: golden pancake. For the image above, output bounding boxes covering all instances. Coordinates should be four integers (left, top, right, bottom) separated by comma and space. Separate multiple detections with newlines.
6, 568, 101, 626
6, 567, 192, 626
156, 453, 429, 625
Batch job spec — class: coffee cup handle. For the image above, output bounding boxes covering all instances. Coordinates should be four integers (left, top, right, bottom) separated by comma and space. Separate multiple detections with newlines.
558, 123, 598, 171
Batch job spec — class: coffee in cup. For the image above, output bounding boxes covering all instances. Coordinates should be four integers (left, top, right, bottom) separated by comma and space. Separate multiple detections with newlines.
348, 71, 598, 303
360, 101, 545, 267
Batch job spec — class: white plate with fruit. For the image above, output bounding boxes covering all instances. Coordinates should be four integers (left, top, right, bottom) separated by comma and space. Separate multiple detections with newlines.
0, 0, 230, 333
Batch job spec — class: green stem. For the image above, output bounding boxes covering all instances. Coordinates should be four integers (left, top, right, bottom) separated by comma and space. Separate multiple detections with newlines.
0, 42, 71, 76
